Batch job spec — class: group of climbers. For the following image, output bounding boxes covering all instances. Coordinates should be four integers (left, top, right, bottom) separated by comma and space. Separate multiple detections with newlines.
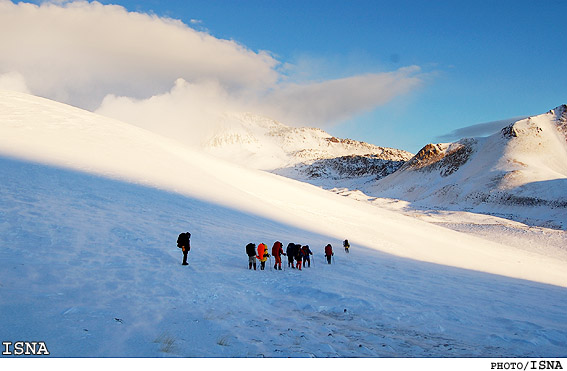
245, 241, 341, 270
178, 231, 349, 268
282, 243, 313, 270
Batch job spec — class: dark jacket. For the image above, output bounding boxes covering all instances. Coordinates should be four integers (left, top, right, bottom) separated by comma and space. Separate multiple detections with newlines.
302, 245, 312, 257
246, 243, 257, 257
294, 244, 304, 261
286, 243, 296, 257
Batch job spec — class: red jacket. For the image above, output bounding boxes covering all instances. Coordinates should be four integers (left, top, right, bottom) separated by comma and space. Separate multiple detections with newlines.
272, 241, 283, 257
325, 244, 333, 256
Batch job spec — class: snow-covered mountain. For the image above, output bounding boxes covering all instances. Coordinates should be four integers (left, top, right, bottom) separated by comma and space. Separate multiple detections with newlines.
203, 112, 413, 177
367, 105, 567, 229
208, 105, 567, 230
1, 90, 566, 357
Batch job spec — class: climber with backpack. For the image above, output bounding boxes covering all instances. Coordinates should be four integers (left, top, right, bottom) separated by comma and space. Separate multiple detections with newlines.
343, 239, 350, 253
246, 243, 257, 270
177, 232, 191, 266
295, 244, 305, 270
302, 245, 313, 268
272, 241, 285, 270
257, 243, 270, 270
324, 244, 334, 264
286, 242, 296, 268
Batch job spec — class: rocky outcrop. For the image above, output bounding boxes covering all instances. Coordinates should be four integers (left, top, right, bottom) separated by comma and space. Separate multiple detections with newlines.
401, 139, 476, 177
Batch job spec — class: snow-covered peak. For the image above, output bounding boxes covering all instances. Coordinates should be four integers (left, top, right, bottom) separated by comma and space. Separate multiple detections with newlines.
548, 104, 567, 138
203, 111, 413, 171
370, 106, 567, 228
496, 105, 567, 183
550, 103, 567, 118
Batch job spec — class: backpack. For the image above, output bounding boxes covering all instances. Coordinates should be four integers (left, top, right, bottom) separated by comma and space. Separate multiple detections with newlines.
177, 232, 190, 249
246, 243, 256, 256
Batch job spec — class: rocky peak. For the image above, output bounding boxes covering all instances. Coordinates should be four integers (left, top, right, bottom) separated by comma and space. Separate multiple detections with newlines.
402, 140, 475, 177
404, 143, 446, 170
553, 105, 567, 141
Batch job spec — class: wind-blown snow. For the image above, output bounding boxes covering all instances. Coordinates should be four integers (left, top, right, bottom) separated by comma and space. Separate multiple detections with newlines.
0, 91, 566, 357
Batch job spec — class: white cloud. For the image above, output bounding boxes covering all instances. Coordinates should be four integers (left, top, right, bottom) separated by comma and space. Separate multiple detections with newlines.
0, 0, 278, 109
0, 0, 426, 143
97, 78, 244, 145
0, 72, 30, 93
260, 67, 423, 126
97, 67, 424, 145
436, 116, 527, 141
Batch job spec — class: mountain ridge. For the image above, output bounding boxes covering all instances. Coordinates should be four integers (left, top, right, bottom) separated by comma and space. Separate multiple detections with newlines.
203, 111, 414, 182
368, 104, 567, 229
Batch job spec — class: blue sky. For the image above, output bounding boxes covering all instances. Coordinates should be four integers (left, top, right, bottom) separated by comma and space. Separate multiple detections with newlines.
7, 0, 567, 152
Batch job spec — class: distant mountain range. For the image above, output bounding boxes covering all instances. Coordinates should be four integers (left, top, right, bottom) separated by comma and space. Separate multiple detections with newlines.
203, 112, 414, 181
204, 106, 567, 229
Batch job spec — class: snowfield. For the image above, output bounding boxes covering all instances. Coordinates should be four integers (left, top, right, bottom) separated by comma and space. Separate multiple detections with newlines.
0, 90, 566, 357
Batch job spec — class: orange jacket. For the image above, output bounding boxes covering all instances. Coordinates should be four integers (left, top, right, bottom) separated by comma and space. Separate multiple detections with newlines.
257, 243, 269, 262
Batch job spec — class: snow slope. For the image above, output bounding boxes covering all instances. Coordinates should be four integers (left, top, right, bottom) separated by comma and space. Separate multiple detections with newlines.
1, 90, 566, 357
368, 107, 567, 229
